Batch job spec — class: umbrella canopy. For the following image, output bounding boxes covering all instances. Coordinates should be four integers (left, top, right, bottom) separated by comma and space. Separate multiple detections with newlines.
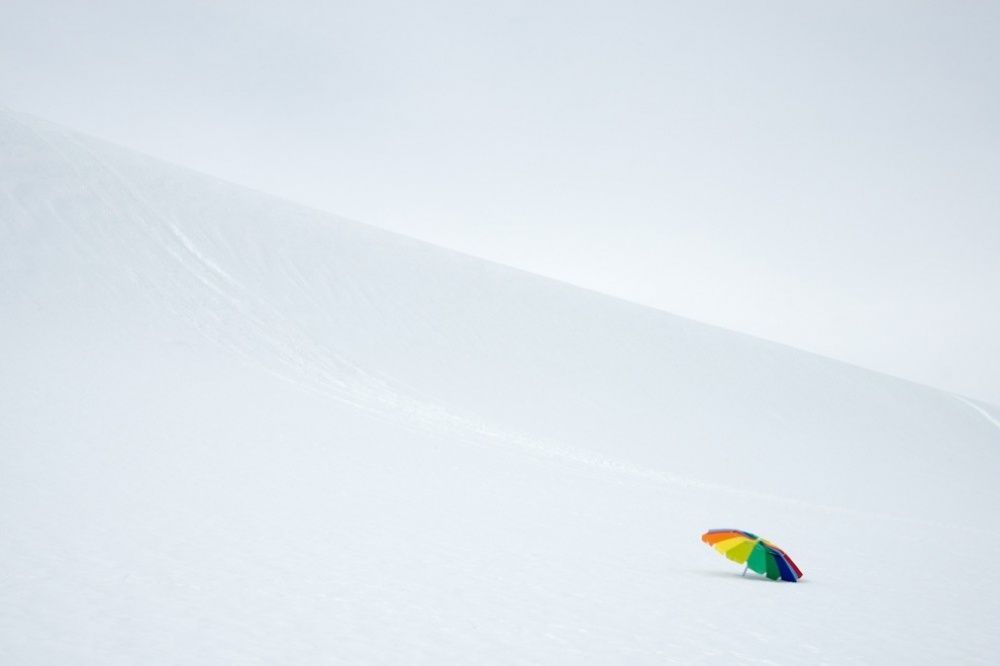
701, 529, 803, 582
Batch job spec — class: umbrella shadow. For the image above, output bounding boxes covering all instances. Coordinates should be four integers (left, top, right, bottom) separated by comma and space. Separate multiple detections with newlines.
693, 569, 810, 584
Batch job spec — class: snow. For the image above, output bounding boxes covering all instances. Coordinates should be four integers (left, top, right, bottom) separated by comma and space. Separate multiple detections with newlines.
2, 109, 999, 663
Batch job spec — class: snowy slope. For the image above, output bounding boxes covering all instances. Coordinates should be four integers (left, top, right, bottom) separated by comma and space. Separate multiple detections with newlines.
2, 109, 999, 664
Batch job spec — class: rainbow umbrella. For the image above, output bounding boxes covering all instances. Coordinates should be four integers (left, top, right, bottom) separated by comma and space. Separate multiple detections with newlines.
701, 529, 803, 582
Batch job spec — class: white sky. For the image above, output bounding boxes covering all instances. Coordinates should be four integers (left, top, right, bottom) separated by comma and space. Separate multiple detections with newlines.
3, 0, 999, 404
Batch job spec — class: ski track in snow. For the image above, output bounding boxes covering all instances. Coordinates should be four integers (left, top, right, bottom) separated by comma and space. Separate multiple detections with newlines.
30, 119, 809, 519
61, 133, 984, 534
953, 394, 1000, 434
10, 114, 1000, 533
58, 150, 969, 532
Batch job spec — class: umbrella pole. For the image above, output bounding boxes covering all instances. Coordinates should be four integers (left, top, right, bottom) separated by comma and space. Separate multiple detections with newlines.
742, 564, 748, 576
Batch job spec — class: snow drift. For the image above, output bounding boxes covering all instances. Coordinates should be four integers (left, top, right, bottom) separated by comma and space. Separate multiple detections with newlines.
2, 109, 998, 663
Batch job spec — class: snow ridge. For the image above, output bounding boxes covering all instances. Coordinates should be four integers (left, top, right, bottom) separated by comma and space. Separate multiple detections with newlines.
2, 109, 999, 664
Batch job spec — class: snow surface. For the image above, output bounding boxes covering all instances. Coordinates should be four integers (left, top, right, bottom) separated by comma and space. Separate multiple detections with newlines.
2, 109, 999, 663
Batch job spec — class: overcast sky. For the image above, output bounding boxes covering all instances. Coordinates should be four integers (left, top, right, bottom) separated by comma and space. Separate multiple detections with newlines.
3, 0, 999, 404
